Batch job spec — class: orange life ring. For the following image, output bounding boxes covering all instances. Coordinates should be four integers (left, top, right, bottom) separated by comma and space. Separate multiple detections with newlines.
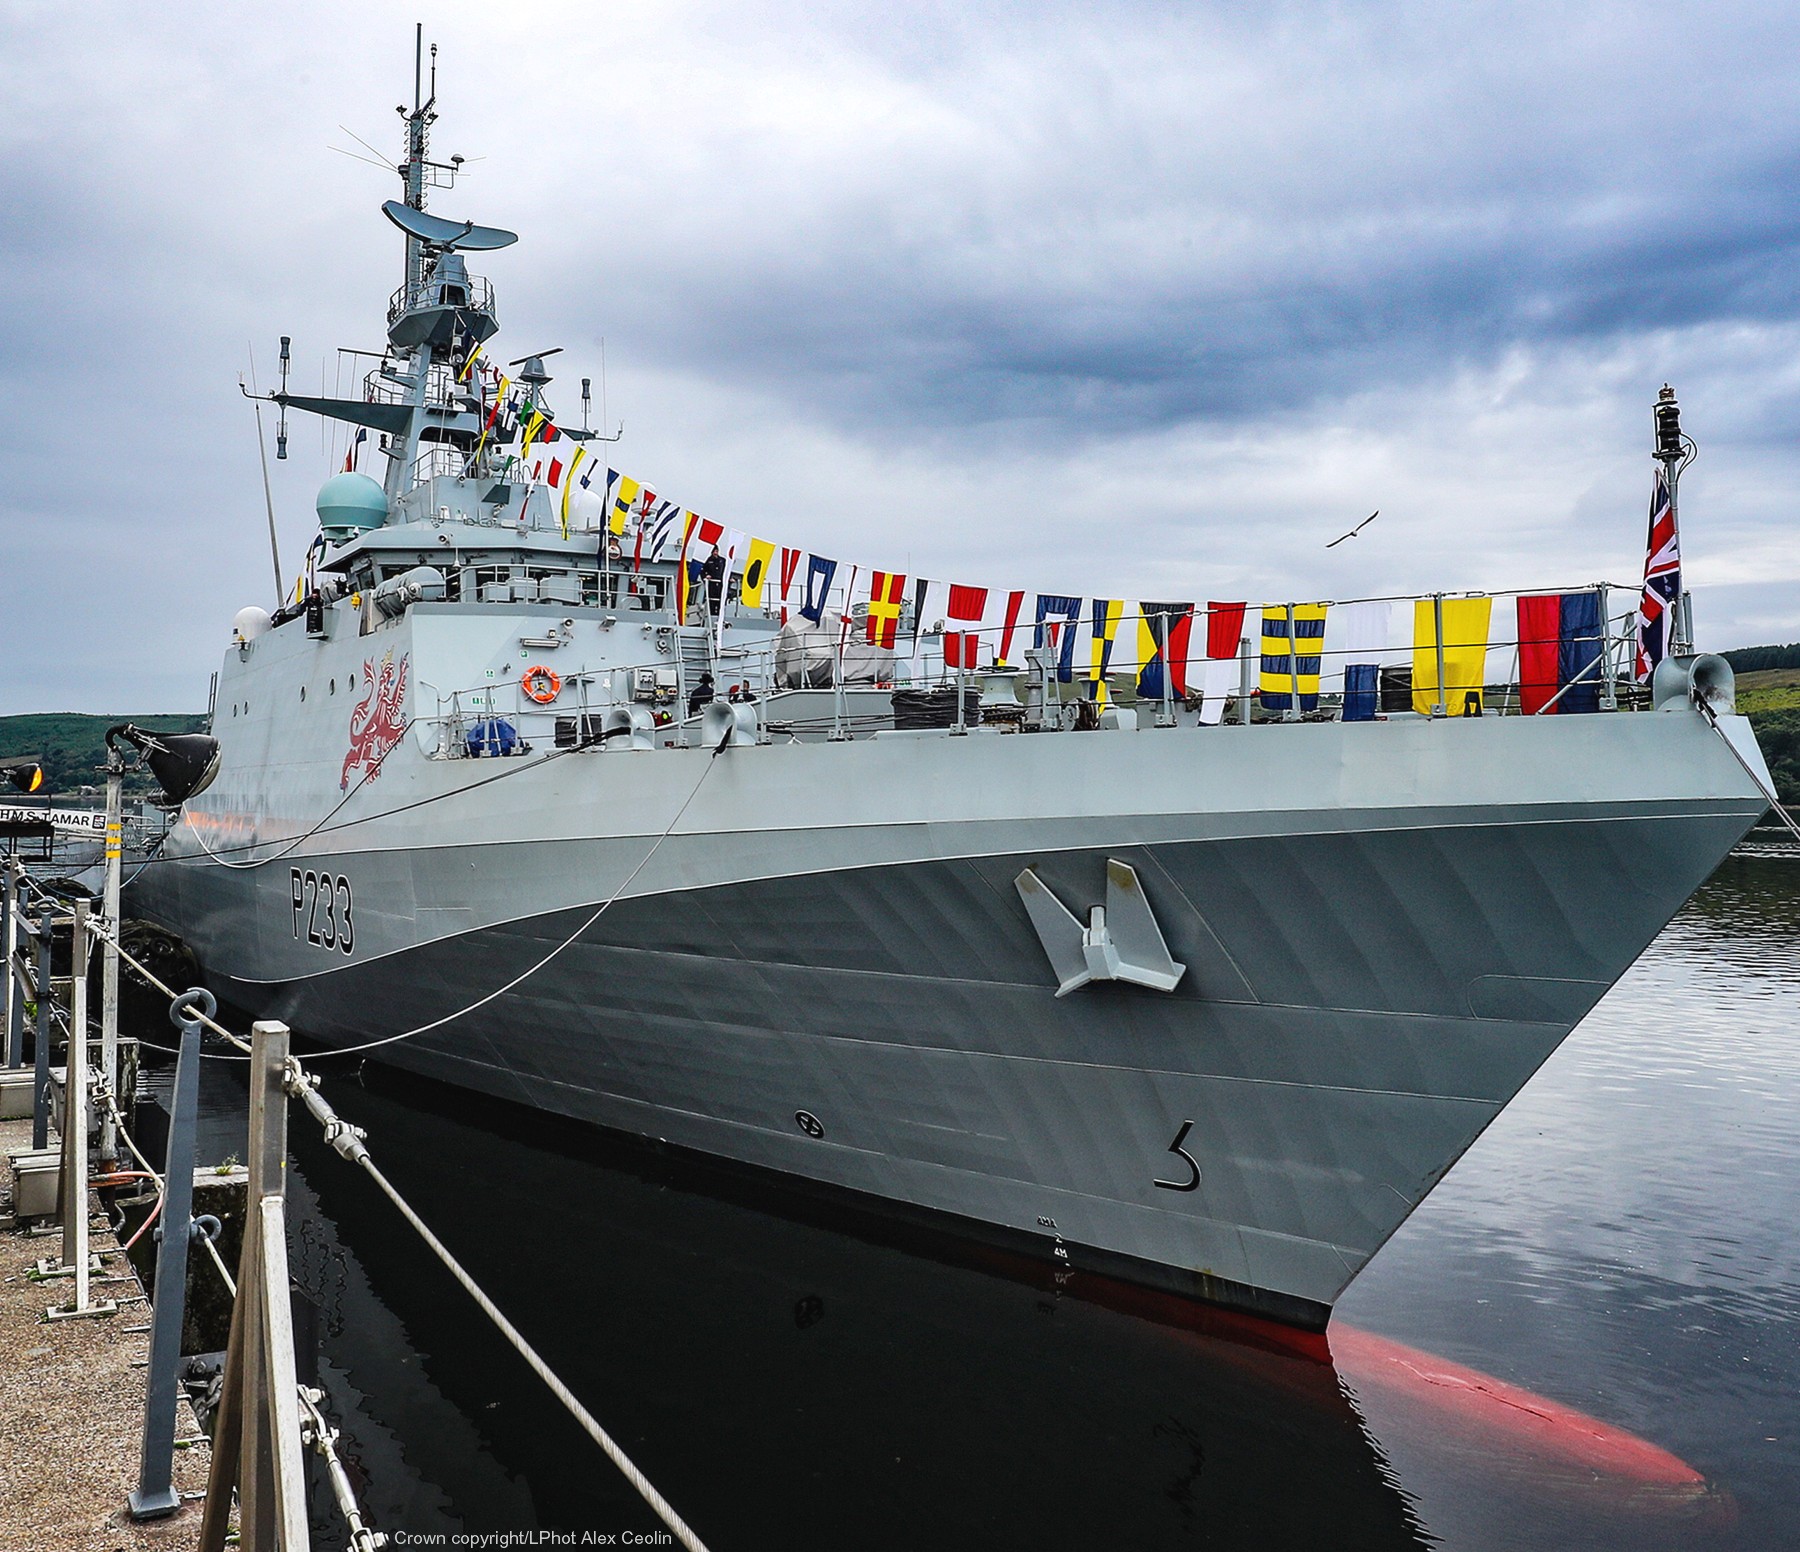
521, 664, 561, 704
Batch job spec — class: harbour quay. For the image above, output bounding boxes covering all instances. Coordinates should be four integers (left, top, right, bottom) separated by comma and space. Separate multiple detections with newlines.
1, 1109, 211, 1550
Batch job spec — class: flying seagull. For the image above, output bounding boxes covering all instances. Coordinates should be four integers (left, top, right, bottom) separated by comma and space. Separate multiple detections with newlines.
1327, 510, 1379, 548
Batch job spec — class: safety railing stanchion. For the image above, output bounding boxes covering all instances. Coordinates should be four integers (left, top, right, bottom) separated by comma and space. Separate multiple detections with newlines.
99, 749, 125, 1162
45, 899, 114, 1319
32, 903, 52, 1149
61, 900, 89, 1278
197, 1018, 308, 1552
128, 987, 210, 1521
2, 857, 20, 1068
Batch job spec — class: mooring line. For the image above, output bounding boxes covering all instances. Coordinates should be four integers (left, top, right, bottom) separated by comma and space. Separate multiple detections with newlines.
64, 728, 723, 1068
16, 761, 727, 1547
1698, 700, 1800, 841
287, 1063, 712, 1550
316, 736, 724, 1058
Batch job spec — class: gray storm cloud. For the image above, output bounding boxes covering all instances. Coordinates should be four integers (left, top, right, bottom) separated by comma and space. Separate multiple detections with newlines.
1, 1, 1796, 710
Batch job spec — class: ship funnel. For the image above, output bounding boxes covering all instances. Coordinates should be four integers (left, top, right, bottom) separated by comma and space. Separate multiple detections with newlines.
1651, 653, 1735, 715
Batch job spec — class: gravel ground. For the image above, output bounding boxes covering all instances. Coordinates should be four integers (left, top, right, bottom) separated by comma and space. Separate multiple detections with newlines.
0, 1114, 210, 1552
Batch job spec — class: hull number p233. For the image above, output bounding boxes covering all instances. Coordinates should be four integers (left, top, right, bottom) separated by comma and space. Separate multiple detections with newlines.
291, 868, 355, 955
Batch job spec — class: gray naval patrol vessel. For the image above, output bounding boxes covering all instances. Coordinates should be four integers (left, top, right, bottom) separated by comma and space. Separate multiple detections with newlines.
131, 65, 1775, 1332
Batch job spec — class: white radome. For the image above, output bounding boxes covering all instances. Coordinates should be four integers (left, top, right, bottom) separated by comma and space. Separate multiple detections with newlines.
567, 484, 607, 530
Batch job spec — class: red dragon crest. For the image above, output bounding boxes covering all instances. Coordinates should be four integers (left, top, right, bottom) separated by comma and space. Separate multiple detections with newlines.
340, 650, 409, 790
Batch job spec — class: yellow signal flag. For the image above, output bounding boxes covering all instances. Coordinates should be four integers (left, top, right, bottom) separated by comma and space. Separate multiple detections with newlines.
1412, 596, 1494, 716
1089, 598, 1124, 705
474, 373, 511, 456
559, 448, 590, 539
519, 408, 549, 461
1135, 610, 1159, 681
1259, 603, 1329, 711
740, 537, 777, 609
675, 511, 703, 620
608, 474, 641, 537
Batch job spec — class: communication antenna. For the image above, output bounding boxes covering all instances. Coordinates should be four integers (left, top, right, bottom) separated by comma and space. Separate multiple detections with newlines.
245, 346, 287, 607
595, 338, 623, 442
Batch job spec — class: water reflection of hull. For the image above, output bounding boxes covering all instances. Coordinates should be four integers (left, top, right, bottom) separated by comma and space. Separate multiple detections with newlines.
280, 1065, 1433, 1549
1332, 1327, 1733, 1524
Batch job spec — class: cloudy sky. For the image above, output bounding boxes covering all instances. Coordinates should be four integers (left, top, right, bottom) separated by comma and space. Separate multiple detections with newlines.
3, 1, 1797, 711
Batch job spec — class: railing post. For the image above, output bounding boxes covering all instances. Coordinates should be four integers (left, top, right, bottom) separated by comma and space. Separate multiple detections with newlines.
61, 900, 88, 1275
1596, 585, 1618, 712
129, 987, 211, 1521
2, 857, 20, 1068
199, 1018, 307, 1552
1430, 593, 1449, 718
1237, 635, 1253, 725
1284, 603, 1301, 722
32, 903, 52, 1150
46, 899, 111, 1319
99, 754, 124, 1162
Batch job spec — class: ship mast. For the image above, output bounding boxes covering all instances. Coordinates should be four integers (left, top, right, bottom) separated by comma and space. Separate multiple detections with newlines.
260, 35, 526, 516
400, 24, 437, 307
1653, 385, 1697, 656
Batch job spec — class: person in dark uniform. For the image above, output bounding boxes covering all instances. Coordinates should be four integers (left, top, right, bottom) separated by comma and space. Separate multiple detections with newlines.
687, 672, 715, 717
702, 549, 727, 617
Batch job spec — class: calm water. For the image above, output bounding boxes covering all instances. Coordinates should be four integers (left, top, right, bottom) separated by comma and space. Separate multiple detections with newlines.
157, 842, 1800, 1550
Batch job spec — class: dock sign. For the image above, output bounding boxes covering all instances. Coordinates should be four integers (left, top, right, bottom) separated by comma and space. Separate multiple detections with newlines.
0, 804, 107, 837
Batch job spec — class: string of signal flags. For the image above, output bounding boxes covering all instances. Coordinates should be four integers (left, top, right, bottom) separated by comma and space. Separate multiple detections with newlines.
410, 357, 1674, 722
488, 447, 1633, 724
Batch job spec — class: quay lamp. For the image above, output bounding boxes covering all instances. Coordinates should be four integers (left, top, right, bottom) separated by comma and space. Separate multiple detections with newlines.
1, 756, 46, 795
105, 725, 221, 806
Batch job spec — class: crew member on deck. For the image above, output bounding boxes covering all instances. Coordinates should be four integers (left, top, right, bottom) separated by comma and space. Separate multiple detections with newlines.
702, 549, 726, 618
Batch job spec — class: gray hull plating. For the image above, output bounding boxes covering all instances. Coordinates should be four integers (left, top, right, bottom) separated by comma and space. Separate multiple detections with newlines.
131, 706, 1770, 1326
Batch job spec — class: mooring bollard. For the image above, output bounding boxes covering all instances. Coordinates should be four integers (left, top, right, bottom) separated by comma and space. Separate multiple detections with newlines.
32, 902, 51, 1150
128, 985, 213, 1521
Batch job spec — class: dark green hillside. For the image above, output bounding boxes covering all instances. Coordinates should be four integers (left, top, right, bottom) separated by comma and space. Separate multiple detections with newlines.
1751, 708, 1800, 812
0, 713, 208, 796
1723, 642, 1800, 674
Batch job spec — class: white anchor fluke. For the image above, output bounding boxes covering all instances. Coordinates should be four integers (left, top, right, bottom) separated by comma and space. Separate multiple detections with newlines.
1015, 860, 1186, 997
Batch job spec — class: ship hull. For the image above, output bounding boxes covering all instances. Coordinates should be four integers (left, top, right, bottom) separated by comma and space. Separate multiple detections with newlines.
130, 703, 1770, 1327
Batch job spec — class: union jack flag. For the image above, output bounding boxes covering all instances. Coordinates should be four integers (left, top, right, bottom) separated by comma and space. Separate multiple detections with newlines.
1633, 468, 1680, 682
